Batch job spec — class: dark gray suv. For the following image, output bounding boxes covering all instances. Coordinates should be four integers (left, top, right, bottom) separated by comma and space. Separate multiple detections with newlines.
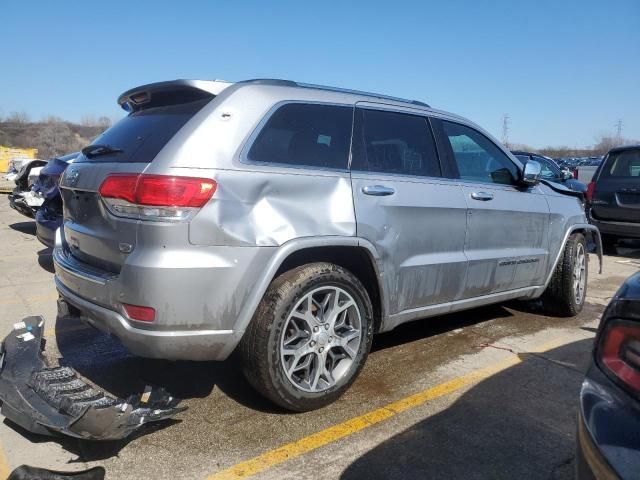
587, 145, 640, 251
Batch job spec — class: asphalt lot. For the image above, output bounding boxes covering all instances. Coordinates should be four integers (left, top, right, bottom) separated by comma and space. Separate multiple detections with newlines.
0, 198, 639, 479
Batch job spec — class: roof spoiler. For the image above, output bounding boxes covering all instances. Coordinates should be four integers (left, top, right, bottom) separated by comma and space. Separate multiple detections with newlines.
117, 79, 233, 112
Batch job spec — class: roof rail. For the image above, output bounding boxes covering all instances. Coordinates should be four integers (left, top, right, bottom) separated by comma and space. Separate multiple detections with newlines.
297, 82, 430, 108
239, 78, 430, 108
238, 78, 299, 87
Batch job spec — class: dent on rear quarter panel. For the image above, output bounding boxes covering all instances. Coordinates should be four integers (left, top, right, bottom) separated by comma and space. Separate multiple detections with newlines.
189, 169, 356, 246
146, 84, 357, 246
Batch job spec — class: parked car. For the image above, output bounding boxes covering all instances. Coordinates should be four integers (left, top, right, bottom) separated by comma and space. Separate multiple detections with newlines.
587, 145, 640, 251
576, 271, 640, 479
512, 151, 587, 193
53, 79, 602, 411
4, 157, 43, 182
35, 152, 79, 247
7, 159, 48, 218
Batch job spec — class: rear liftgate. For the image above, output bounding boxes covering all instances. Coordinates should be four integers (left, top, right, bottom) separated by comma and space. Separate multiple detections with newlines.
0, 316, 185, 440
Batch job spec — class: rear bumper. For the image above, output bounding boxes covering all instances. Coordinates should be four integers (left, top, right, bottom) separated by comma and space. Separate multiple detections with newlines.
576, 409, 618, 480
8, 192, 35, 218
56, 279, 240, 360
53, 230, 277, 361
35, 213, 59, 248
589, 216, 640, 239
35, 201, 63, 248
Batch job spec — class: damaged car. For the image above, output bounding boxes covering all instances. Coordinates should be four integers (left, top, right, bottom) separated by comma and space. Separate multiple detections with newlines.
34, 152, 78, 246
48, 78, 601, 412
7, 158, 48, 217
7, 152, 78, 223
577, 271, 640, 479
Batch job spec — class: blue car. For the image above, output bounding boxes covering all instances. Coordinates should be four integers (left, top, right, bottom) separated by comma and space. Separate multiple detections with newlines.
577, 271, 640, 479
34, 152, 78, 247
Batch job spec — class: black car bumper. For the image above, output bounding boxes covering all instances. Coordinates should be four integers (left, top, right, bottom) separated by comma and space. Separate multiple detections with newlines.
577, 365, 640, 479
35, 208, 60, 247
590, 217, 640, 240
8, 192, 35, 218
576, 409, 619, 480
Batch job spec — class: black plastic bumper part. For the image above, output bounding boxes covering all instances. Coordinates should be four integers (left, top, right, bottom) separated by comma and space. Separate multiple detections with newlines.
0, 316, 185, 440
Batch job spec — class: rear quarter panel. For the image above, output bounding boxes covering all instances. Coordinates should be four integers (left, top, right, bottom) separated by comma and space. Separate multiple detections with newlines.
186, 167, 356, 246
147, 85, 358, 246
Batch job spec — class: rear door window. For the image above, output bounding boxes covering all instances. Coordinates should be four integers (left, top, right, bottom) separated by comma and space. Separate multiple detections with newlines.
602, 150, 640, 178
247, 103, 353, 170
439, 120, 519, 185
76, 97, 212, 163
351, 108, 441, 177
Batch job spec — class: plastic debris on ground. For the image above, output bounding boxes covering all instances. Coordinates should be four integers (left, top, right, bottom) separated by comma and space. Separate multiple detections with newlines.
0, 316, 186, 441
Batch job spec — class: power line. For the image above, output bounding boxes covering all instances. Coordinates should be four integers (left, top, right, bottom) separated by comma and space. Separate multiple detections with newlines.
502, 114, 510, 147
615, 119, 623, 138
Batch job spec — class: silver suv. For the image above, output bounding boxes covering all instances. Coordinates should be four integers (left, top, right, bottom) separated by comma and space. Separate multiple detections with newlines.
54, 79, 601, 411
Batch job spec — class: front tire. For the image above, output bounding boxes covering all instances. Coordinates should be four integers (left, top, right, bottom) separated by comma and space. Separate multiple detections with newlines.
542, 233, 588, 317
240, 262, 373, 412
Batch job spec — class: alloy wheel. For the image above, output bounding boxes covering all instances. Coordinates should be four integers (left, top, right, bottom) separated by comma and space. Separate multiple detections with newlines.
573, 243, 586, 305
280, 286, 362, 393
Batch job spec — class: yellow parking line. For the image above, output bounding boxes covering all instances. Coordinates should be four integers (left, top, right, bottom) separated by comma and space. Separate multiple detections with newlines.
0, 441, 10, 479
206, 334, 580, 480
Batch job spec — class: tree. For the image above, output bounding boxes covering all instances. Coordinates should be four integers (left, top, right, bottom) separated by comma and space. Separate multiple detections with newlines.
8, 111, 29, 123
80, 114, 97, 126
36, 122, 78, 158
593, 134, 627, 155
97, 116, 112, 128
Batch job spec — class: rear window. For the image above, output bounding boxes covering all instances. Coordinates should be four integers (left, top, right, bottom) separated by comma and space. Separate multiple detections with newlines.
247, 103, 353, 170
602, 150, 640, 178
76, 97, 211, 163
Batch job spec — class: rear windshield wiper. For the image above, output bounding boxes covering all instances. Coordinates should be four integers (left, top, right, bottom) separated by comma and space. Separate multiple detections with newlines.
82, 144, 124, 159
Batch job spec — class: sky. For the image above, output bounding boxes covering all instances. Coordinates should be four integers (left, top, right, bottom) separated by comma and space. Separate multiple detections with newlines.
1, 0, 638, 148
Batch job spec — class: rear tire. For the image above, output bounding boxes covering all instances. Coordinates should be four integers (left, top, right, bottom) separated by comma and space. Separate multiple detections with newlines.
240, 262, 373, 412
542, 233, 588, 317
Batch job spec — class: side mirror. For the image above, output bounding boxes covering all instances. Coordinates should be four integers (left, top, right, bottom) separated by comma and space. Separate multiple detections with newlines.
521, 160, 542, 186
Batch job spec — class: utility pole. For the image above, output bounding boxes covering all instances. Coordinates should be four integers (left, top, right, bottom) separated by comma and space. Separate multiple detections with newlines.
615, 119, 623, 140
502, 114, 510, 148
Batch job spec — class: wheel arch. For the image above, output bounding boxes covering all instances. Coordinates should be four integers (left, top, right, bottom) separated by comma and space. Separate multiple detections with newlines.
235, 237, 386, 338
535, 223, 602, 298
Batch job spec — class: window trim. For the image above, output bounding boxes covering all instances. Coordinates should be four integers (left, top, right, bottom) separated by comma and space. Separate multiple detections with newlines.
350, 105, 445, 180
239, 100, 355, 173
434, 118, 523, 187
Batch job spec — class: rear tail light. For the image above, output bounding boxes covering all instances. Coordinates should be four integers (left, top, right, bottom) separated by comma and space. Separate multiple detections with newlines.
573, 168, 579, 179
598, 320, 640, 393
99, 174, 216, 221
586, 181, 596, 202
122, 303, 156, 322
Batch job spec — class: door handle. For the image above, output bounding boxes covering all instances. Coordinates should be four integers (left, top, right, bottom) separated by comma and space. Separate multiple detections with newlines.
471, 191, 494, 201
362, 185, 395, 196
